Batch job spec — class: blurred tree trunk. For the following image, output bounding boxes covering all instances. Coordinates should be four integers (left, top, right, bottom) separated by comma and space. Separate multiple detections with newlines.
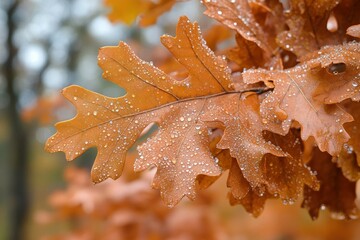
4, 0, 29, 239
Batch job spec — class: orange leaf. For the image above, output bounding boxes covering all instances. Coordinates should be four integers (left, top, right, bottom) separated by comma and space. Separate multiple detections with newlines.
105, 0, 147, 25
46, 17, 234, 206
138, 0, 177, 27
104, 0, 177, 27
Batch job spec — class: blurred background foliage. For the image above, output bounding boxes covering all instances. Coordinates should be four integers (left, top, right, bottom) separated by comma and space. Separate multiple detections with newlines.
1, 0, 360, 239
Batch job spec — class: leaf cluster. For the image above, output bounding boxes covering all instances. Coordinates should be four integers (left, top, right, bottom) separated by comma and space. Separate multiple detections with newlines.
46, 0, 360, 218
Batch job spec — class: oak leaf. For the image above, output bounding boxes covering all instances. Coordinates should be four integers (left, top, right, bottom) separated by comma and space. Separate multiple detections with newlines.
225, 34, 271, 70
227, 158, 271, 217
302, 148, 358, 220
201, 94, 285, 189
334, 101, 360, 181
276, 0, 339, 56
203, 0, 287, 71
261, 130, 319, 202
200, 94, 319, 212
243, 43, 360, 155
203, 0, 274, 57
226, 128, 319, 214
46, 16, 235, 206
277, 0, 360, 56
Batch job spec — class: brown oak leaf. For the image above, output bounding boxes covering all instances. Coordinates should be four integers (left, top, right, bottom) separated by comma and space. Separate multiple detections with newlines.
46, 17, 235, 206
277, 0, 360, 57
302, 147, 358, 220
334, 100, 360, 181
202, 95, 318, 207
307, 43, 360, 104
201, 94, 285, 188
225, 34, 275, 70
203, 0, 274, 57
243, 43, 360, 155
228, 158, 272, 217
262, 130, 319, 202
225, 128, 319, 205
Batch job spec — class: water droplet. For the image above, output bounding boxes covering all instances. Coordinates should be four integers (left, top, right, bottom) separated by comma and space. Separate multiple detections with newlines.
93, 111, 98, 116
326, 12, 338, 33
327, 62, 346, 75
